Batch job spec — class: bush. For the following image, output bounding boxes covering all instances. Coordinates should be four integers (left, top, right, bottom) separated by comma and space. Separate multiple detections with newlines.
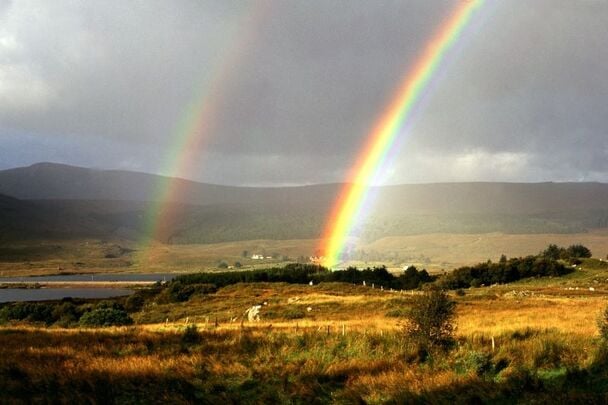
455, 351, 493, 376
598, 306, 608, 341
79, 308, 133, 327
158, 282, 218, 303
404, 289, 456, 349
51, 302, 81, 326
181, 324, 201, 345
439, 254, 572, 290
173, 264, 436, 291
566, 244, 592, 259
0, 302, 55, 325
124, 293, 145, 312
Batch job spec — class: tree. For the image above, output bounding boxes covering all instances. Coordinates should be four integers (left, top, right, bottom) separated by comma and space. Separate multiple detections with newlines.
404, 289, 456, 349
79, 308, 133, 327
566, 244, 592, 259
542, 244, 562, 261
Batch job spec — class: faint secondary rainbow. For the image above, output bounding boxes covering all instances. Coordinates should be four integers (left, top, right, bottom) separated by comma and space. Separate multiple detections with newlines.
142, 2, 269, 250
320, 0, 486, 268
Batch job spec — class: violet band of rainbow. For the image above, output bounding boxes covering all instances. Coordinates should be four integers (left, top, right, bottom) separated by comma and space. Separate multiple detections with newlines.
320, 0, 486, 268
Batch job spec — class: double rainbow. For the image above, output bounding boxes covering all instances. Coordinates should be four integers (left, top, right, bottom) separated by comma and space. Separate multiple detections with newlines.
321, 0, 486, 268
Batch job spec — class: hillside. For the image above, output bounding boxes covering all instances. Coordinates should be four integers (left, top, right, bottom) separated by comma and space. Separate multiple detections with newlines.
0, 163, 608, 243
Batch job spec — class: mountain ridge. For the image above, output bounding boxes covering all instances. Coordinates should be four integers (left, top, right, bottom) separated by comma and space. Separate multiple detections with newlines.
1, 162, 608, 243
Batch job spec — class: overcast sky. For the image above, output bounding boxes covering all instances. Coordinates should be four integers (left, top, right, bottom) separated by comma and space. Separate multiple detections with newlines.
1, 0, 607, 185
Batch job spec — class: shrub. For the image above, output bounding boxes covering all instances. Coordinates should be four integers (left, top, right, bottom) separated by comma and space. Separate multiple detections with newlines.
404, 289, 456, 349
51, 302, 81, 326
158, 282, 218, 303
439, 254, 572, 290
455, 351, 493, 376
124, 293, 145, 312
181, 324, 201, 345
598, 306, 608, 341
0, 302, 55, 325
79, 308, 133, 327
566, 244, 592, 259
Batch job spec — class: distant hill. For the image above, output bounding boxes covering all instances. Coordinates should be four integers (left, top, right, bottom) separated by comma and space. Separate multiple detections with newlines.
0, 162, 339, 208
0, 162, 607, 243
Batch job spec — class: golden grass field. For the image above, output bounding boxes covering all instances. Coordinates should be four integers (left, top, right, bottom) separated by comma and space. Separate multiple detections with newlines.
3, 237, 608, 401
3, 276, 608, 403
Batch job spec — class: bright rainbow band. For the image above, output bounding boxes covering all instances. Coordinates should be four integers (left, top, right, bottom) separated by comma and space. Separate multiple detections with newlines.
320, 0, 485, 268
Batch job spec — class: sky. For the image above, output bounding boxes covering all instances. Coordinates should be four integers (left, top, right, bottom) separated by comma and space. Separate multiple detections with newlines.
0, 0, 607, 186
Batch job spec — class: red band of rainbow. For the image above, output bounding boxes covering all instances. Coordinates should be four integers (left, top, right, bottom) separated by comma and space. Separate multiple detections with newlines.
320, 0, 486, 268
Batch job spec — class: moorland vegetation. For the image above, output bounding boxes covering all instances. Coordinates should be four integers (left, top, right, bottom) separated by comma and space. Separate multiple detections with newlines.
2, 244, 608, 402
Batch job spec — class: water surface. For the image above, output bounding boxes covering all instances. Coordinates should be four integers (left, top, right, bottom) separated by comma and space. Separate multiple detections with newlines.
0, 288, 134, 303
0, 273, 177, 283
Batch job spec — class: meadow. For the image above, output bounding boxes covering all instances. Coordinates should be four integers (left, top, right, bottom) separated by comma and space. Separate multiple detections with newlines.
2, 230, 608, 276
3, 256, 608, 403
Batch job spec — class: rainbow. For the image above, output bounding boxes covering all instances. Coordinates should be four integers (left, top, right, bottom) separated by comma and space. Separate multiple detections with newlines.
321, 0, 486, 268
142, 2, 269, 251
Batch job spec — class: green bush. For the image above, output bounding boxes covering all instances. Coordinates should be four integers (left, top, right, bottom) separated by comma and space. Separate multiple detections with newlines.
598, 306, 608, 341
157, 282, 218, 303
455, 351, 493, 376
0, 302, 55, 325
124, 293, 145, 312
181, 324, 201, 345
566, 244, 592, 259
79, 308, 133, 327
404, 289, 456, 349
439, 253, 572, 290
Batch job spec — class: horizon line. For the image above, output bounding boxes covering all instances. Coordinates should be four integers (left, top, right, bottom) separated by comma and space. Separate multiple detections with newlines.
1, 161, 607, 188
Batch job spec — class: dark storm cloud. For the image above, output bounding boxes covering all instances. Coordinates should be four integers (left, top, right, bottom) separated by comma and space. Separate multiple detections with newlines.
0, 0, 607, 184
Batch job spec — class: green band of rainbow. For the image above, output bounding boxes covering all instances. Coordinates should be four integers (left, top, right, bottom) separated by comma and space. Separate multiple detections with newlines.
140, 2, 269, 253
320, 0, 485, 268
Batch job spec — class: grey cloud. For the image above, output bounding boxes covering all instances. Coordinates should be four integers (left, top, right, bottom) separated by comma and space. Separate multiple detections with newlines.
1, 0, 607, 185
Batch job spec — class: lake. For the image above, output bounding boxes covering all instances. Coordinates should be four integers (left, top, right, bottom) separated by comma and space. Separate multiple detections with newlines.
0, 288, 134, 303
0, 273, 178, 283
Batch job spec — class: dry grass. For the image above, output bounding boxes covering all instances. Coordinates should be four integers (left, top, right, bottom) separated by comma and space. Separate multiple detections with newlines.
4, 230, 608, 276
4, 261, 608, 401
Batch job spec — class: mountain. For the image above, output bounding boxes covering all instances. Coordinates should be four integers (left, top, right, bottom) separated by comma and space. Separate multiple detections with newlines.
0, 162, 339, 208
1, 162, 608, 243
